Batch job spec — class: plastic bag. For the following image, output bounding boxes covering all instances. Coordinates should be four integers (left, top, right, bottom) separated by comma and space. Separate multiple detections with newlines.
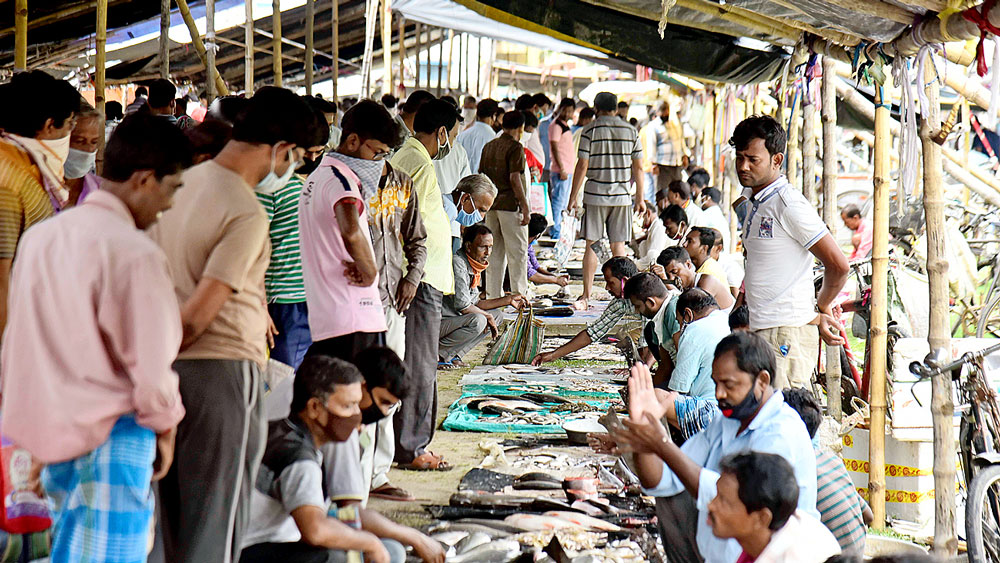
0, 427, 51, 534
484, 305, 546, 365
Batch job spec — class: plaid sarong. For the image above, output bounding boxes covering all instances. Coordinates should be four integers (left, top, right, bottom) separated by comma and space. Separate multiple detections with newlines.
42, 415, 155, 563
673, 396, 720, 441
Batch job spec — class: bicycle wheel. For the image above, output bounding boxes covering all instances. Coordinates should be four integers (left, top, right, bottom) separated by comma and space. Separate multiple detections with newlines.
966, 463, 1000, 562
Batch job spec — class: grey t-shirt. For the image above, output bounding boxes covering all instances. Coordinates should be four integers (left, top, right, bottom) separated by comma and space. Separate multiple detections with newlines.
322, 430, 366, 503
442, 252, 474, 318
243, 456, 327, 547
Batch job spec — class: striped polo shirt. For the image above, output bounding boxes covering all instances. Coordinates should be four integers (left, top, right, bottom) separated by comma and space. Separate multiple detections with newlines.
257, 177, 306, 303
577, 115, 642, 207
816, 448, 867, 554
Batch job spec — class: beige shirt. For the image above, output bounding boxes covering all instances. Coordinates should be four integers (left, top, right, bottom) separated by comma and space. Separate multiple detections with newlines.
148, 160, 270, 367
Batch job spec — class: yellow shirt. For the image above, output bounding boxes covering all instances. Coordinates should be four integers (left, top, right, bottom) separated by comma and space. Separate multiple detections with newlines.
389, 137, 455, 295
0, 140, 54, 259
697, 257, 728, 288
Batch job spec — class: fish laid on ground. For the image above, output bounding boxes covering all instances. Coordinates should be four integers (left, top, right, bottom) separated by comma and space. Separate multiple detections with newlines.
542, 511, 622, 532
450, 491, 535, 508
504, 514, 580, 531
451, 518, 531, 534
454, 531, 492, 554
430, 530, 469, 547
513, 480, 563, 490
449, 538, 522, 563
427, 521, 512, 539
476, 399, 546, 412
521, 392, 572, 404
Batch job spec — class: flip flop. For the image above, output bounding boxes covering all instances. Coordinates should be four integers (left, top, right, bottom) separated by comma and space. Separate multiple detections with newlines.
450, 357, 469, 367
369, 483, 416, 501
398, 451, 453, 471
437, 360, 457, 370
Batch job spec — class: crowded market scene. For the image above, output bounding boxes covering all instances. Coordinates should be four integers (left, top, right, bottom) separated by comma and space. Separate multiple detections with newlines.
6, 0, 1000, 561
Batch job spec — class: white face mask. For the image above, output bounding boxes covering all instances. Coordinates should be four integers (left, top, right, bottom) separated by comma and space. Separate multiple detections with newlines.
255, 145, 298, 195
63, 147, 96, 179
41, 134, 71, 165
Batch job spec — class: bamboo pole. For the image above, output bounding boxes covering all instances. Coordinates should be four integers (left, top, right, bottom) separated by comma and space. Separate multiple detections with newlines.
446, 30, 454, 92
96, 0, 107, 173
703, 89, 716, 190
437, 28, 444, 95
380, 0, 390, 96
245, 0, 254, 95
674, 0, 855, 45
415, 22, 423, 89
206, 0, 217, 100
821, 57, 843, 422
272, 0, 282, 87
809, 36, 975, 73
476, 36, 482, 98
398, 16, 407, 91
787, 100, 801, 189
159, 0, 170, 78
176, 0, 229, 95
14, 0, 27, 71
304, 0, 314, 94
920, 54, 957, 559
869, 81, 891, 530
803, 97, 817, 205
456, 32, 463, 94
464, 32, 470, 95
332, 0, 339, 100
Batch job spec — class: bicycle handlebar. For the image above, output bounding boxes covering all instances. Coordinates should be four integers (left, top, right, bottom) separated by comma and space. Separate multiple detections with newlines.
909, 342, 1000, 380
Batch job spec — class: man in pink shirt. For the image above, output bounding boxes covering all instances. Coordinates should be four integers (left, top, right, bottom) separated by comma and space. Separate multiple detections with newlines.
840, 204, 872, 261
0, 114, 190, 563
548, 97, 577, 240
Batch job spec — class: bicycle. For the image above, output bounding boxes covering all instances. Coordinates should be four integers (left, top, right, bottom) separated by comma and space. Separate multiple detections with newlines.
910, 342, 1000, 562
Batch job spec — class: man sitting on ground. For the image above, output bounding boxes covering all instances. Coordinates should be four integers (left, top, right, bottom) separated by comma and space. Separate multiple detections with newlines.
652, 246, 734, 311
660, 203, 689, 244
633, 204, 670, 270
700, 187, 730, 251
683, 226, 728, 287
666, 180, 704, 227
532, 257, 650, 366
440, 224, 526, 368
783, 388, 872, 555
527, 213, 570, 288
610, 332, 819, 563
708, 452, 840, 563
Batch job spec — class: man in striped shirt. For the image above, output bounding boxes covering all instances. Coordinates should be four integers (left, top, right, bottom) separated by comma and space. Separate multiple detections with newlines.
568, 92, 646, 309
257, 98, 331, 370
784, 388, 872, 555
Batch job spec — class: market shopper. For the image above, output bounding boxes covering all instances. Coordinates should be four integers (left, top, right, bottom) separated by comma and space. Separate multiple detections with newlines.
633, 204, 670, 270
611, 331, 819, 563
708, 452, 841, 563
457, 98, 500, 173
146, 78, 178, 123
1, 113, 190, 563
434, 96, 472, 203
684, 226, 728, 286
389, 98, 461, 471
548, 97, 577, 239
732, 115, 848, 388
841, 204, 873, 262
527, 213, 570, 287
650, 101, 688, 190
480, 110, 531, 299
64, 102, 102, 205
442, 173, 497, 251
150, 86, 316, 563
660, 203, 689, 243
440, 224, 527, 368
532, 256, 650, 366
569, 91, 646, 309
652, 246, 734, 311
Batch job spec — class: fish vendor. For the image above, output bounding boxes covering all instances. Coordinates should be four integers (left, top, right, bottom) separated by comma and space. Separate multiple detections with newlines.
439, 223, 527, 368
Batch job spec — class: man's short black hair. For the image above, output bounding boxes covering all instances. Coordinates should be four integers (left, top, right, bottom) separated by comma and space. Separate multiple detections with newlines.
0, 71, 81, 137
514, 94, 535, 111
728, 304, 750, 330
676, 287, 717, 316
718, 452, 799, 531
729, 114, 787, 157
688, 226, 716, 249
688, 168, 711, 188
380, 93, 398, 109
531, 93, 552, 109
307, 96, 338, 116
578, 107, 595, 121
232, 86, 317, 148
476, 98, 500, 119
462, 223, 492, 247
714, 331, 778, 388
602, 256, 638, 280
103, 113, 193, 182
207, 95, 249, 127
502, 110, 525, 130
105, 101, 124, 121
353, 347, 411, 400
290, 355, 363, 414
147, 78, 176, 108
185, 119, 232, 161
557, 97, 575, 110
301, 96, 331, 148
783, 387, 822, 439
413, 99, 459, 135
842, 203, 862, 218
402, 90, 435, 114
135, 86, 149, 97
522, 110, 539, 129
656, 245, 690, 268
340, 100, 401, 148
703, 186, 722, 205
667, 179, 691, 201
617, 101, 629, 109
624, 272, 668, 301
440, 95, 458, 107
660, 204, 688, 228
528, 213, 548, 239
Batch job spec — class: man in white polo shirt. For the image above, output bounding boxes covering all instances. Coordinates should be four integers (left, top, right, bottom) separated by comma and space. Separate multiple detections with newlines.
731, 115, 848, 389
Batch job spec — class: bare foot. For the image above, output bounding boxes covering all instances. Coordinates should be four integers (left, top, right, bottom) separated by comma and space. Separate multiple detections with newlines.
574, 297, 589, 311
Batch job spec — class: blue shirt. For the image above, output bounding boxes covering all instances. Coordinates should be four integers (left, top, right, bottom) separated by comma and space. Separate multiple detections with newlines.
671, 309, 729, 398
642, 390, 818, 563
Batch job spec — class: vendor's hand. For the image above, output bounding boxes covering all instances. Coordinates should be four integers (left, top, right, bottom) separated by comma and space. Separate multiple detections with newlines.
556, 275, 570, 287
152, 427, 177, 481
614, 411, 670, 455
483, 313, 499, 339
509, 294, 527, 310
817, 312, 846, 346
651, 264, 666, 280
395, 279, 418, 314
531, 351, 554, 366
411, 533, 446, 563
559, 171, 568, 181
363, 534, 391, 563
628, 362, 667, 423
266, 313, 278, 349
588, 432, 619, 455
634, 198, 646, 215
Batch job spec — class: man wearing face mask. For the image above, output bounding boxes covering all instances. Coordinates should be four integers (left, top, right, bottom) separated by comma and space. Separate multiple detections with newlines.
0, 71, 80, 339
64, 104, 102, 205
389, 99, 461, 471
443, 173, 496, 252
610, 332, 818, 563
434, 96, 472, 237
256, 97, 331, 370
149, 87, 317, 563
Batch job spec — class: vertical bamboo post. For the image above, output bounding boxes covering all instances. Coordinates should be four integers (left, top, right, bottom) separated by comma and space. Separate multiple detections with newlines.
332, 0, 339, 100
245, 0, 254, 95
14, 0, 27, 71
160, 0, 170, 78
446, 30, 454, 92
305, 0, 314, 95
380, 1, 391, 96
272, 0, 282, 86
176, 0, 229, 95
464, 32, 470, 94
703, 89, 716, 186
206, 0, 217, 100
803, 98, 817, 205
96, 0, 107, 173
476, 36, 482, 98
869, 81, 891, 530
787, 102, 802, 189
821, 56, 842, 422
415, 22, 423, 89
456, 32, 463, 93
398, 16, 407, 91
921, 58, 957, 557
437, 29, 444, 95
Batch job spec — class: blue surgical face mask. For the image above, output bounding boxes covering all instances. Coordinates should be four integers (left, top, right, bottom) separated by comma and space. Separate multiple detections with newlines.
456, 193, 482, 226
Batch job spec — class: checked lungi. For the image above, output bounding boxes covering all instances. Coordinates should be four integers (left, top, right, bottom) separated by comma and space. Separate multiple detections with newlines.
42, 414, 156, 563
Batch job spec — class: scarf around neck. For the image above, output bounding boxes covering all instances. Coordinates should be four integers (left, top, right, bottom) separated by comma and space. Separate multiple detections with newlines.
4, 133, 69, 210
465, 252, 488, 289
